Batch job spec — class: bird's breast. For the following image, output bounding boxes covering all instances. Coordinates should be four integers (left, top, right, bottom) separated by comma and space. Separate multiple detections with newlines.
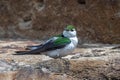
69, 37, 78, 47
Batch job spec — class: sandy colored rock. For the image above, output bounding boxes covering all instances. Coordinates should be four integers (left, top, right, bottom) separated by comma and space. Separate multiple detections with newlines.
0, 40, 119, 80
0, 71, 17, 80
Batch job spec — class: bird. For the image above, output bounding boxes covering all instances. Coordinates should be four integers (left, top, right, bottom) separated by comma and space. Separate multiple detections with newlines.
15, 25, 78, 59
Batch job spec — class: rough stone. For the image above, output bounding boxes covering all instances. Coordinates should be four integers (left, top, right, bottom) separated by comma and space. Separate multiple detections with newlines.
0, 40, 119, 80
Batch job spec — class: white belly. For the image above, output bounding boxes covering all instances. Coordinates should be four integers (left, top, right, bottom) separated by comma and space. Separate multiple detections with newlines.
46, 43, 76, 58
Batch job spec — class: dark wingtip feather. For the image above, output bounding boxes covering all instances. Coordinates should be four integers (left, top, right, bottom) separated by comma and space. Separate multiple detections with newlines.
13, 51, 29, 55
13, 50, 41, 55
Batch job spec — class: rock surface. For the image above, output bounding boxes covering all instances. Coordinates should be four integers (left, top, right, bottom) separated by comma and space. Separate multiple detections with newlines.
0, 0, 120, 43
0, 40, 119, 80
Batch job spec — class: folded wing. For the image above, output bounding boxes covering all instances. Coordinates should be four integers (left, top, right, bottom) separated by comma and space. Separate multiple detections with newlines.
14, 37, 71, 55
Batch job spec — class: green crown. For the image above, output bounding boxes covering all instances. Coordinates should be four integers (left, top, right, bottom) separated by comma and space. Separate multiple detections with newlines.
66, 25, 75, 30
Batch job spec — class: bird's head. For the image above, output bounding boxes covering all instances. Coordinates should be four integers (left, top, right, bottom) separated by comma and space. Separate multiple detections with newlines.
63, 25, 77, 38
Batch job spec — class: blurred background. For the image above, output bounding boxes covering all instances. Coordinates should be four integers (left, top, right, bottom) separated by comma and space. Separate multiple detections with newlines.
0, 0, 120, 44
0, 1, 120, 80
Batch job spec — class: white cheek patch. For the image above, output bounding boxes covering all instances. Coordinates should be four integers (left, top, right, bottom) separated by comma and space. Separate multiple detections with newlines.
63, 30, 77, 38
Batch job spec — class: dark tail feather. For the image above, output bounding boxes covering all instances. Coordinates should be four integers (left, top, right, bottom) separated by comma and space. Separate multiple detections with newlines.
13, 51, 30, 55
14, 44, 44, 55
16, 51, 28, 53
14, 50, 41, 55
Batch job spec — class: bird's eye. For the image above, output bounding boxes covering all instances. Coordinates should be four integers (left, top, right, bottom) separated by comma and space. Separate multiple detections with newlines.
71, 29, 74, 31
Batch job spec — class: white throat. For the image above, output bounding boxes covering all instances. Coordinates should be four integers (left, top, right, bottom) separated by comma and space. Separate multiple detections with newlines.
63, 30, 78, 47
69, 36, 78, 47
